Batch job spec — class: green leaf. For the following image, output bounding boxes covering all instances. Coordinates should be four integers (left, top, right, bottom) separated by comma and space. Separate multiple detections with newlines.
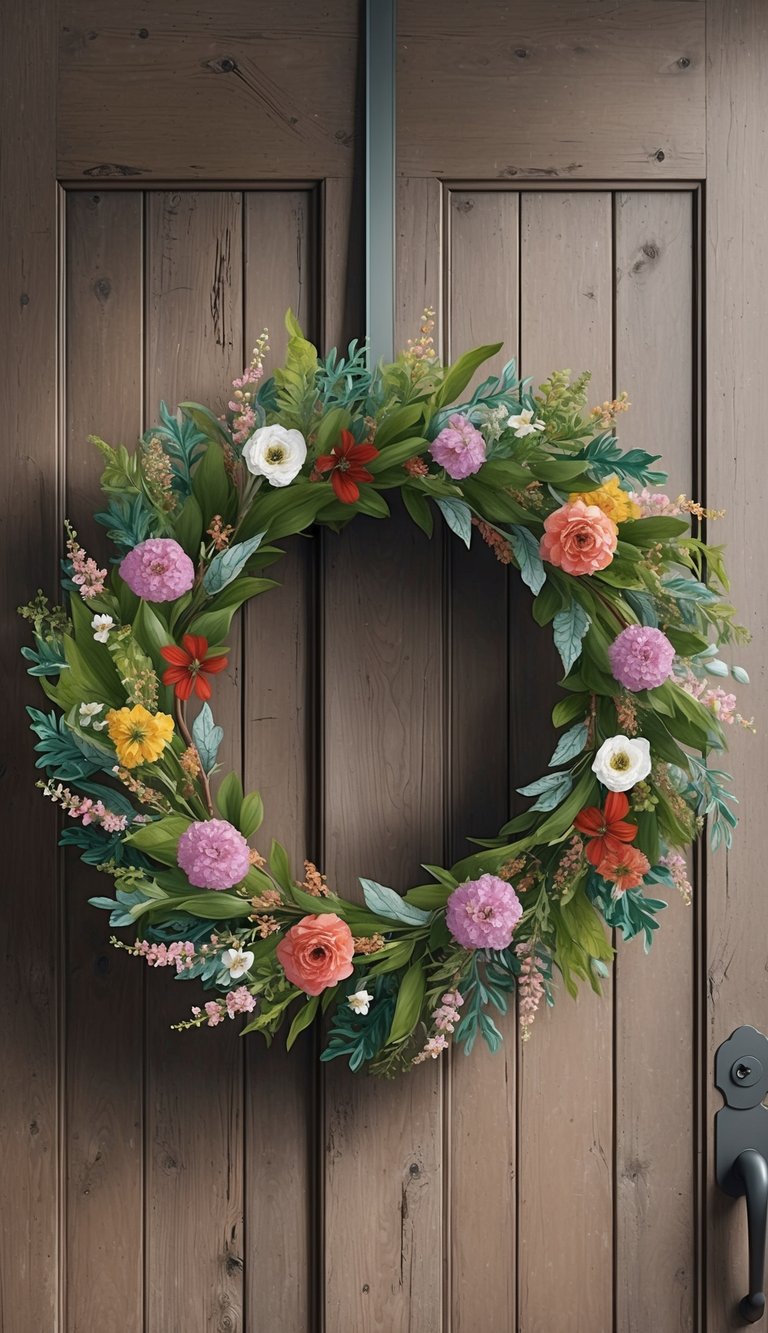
553, 601, 591, 674
239, 791, 264, 838
435, 497, 472, 547
402, 486, 434, 537
510, 525, 546, 595
203, 533, 266, 595
552, 693, 589, 728
375, 404, 425, 448
286, 995, 320, 1049
179, 401, 232, 444
549, 721, 589, 766
125, 814, 192, 866
132, 601, 174, 674
517, 769, 574, 813
270, 839, 293, 893
619, 516, 690, 546
191, 703, 223, 775
176, 892, 251, 919
665, 626, 710, 657
360, 878, 431, 926
386, 961, 426, 1045
192, 440, 233, 527
403, 884, 452, 909
433, 343, 503, 409
216, 771, 243, 824
174, 494, 204, 558
368, 436, 428, 476
533, 578, 565, 627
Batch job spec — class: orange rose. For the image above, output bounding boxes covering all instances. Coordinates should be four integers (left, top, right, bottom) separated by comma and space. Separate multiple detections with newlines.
539, 499, 618, 576
276, 913, 355, 995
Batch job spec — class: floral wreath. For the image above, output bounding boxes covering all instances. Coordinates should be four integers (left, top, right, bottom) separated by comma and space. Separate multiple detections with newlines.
21, 310, 750, 1076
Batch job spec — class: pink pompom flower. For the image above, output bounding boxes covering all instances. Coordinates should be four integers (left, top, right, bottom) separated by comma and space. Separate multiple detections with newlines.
429, 414, 486, 480
120, 538, 195, 603
177, 818, 251, 890
609, 624, 675, 692
446, 874, 523, 951
539, 499, 618, 576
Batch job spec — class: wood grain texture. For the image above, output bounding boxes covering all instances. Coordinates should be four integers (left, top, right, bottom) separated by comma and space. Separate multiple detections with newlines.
446, 190, 518, 1333
144, 191, 245, 1333
322, 513, 445, 1333
242, 190, 318, 1333
705, 5, 768, 1327
0, 3, 60, 1329
398, 1, 705, 181
58, 1, 359, 181
64, 190, 145, 1332
517, 191, 614, 1333
614, 189, 696, 1333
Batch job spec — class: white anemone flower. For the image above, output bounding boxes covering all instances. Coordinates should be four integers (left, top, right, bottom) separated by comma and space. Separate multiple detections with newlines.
592, 735, 652, 793
507, 407, 545, 439
91, 613, 115, 643
242, 424, 307, 487
221, 947, 255, 980
79, 702, 104, 728
347, 989, 374, 1016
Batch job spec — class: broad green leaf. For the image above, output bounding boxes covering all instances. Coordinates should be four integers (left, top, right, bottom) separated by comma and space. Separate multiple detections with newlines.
510, 525, 546, 595
375, 403, 426, 448
192, 440, 233, 526
286, 995, 320, 1050
435, 497, 472, 547
549, 720, 589, 766
433, 343, 503, 409
174, 494, 204, 558
386, 961, 426, 1044
270, 839, 293, 893
360, 878, 431, 926
553, 601, 591, 674
177, 892, 251, 919
517, 769, 574, 813
239, 791, 264, 838
402, 486, 434, 537
216, 770, 244, 824
552, 693, 589, 728
125, 814, 192, 866
191, 702, 223, 774
203, 533, 266, 595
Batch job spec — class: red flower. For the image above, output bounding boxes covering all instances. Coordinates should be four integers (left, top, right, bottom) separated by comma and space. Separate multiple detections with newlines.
574, 791, 638, 867
160, 634, 228, 701
596, 843, 650, 894
314, 429, 379, 504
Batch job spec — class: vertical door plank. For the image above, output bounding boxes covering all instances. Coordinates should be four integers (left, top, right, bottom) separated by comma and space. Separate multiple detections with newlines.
0, 3, 59, 1327
144, 191, 245, 1333
518, 191, 614, 1333
242, 190, 318, 1333
706, 5, 768, 1327
397, 176, 443, 354
446, 190, 519, 1333
614, 189, 695, 1332
65, 190, 145, 1332
321, 518, 445, 1331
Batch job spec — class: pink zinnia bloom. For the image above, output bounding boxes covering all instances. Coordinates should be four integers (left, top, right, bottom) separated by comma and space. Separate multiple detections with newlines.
539, 499, 618, 576
177, 818, 250, 890
429, 414, 486, 480
609, 624, 675, 692
119, 538, 195, 603
446, 874, 523, 950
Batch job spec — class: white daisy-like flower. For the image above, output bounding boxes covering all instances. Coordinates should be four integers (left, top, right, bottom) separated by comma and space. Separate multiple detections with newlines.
91, 613, 115, 643
592, 735, 652, 793
242, 424, 307, 487
221, 946, 255, 980
79, 702, 104, 728
507, 407, 545, 439
347, 989, 374, 1016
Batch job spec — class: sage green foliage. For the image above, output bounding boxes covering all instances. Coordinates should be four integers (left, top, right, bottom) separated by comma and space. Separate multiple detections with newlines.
20, 311, 747, 1075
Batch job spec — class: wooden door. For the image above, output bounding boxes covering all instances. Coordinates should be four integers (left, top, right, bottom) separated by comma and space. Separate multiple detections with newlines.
3, 4, 768, 1331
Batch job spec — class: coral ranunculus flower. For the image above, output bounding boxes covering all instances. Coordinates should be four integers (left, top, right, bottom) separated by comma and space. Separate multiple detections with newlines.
596, 843, 650, 895
539, 499, 618, 575
276, 913, 355, 995
574, 791, 638, 867
105, 704, 174, 769
160, 634, 229, 701
314, 429, 379, 504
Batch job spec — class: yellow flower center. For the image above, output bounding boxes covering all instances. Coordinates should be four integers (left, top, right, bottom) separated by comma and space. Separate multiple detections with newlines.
265, 443, 287, 463
610, 751, 631, 771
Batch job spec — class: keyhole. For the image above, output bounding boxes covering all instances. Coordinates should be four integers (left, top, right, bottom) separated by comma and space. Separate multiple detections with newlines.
736, 1063, 753, 1081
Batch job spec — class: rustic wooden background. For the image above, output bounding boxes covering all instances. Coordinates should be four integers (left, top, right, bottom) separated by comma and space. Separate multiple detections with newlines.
2, 4, 767, 1331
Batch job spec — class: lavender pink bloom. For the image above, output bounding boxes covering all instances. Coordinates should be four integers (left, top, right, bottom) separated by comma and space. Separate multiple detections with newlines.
177, 818, 251, 890
119, 538, 195, 603
446, 874, 523, 950
429, 413, 486, 480
609, 624, 675, 692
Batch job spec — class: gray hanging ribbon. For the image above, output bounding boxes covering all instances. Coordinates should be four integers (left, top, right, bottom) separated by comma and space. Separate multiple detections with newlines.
365, 0, 396, 365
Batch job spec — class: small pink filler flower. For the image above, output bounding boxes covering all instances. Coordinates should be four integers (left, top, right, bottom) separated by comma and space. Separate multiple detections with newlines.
177, 818, 251, 890
446, 874, 523, 950
429, 413, 486, 480
120, 537, 195, 603
539, 499, 617, 576
609, 624, 675, 692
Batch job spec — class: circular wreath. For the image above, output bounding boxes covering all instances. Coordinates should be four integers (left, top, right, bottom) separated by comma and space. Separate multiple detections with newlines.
21, 309, 750, 1076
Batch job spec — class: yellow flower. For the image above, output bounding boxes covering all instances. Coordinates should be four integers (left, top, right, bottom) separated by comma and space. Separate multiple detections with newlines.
106, 704, 174, 769
569, 475, 641, 523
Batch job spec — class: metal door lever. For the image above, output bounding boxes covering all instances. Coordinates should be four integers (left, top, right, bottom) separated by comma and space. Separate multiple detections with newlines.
716, 1027, 768, 1323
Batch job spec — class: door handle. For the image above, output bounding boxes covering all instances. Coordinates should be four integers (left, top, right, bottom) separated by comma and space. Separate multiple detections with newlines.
716, 1027, 768, 1323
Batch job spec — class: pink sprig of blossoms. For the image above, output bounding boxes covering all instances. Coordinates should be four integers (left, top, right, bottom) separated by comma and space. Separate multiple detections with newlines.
40, 781, 128, 833
412, 990, 464, 1064
174, 987, 257, 1030
65, 522, 107, 601
516, 942, 545, 1043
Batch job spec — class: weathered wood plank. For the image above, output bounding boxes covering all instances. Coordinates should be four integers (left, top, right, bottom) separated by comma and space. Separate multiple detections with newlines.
0, 2, 60, 1327
446, 189, 519, 1333
58, 1, 359, 181
705, 6, 768, 1327
242, 189, 318, 1333
398, 1, 705, 181
64, 189, 145, 1332
144, 191, 245, 1333
321, 511, 445, 1332
614, 189, 696, 1333
517, 191, 614, 1333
